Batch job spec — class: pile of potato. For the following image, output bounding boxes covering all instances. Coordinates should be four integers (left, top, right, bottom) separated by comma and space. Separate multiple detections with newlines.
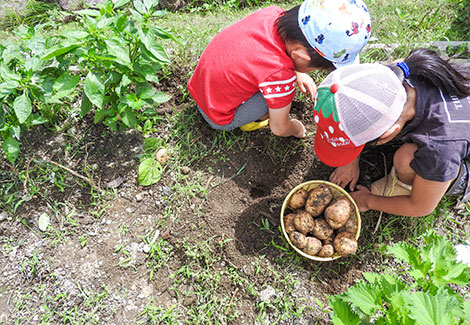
284, 184, 358, 258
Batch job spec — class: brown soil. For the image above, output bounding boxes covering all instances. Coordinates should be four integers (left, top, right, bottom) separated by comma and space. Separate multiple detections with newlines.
1, 67, 468, 324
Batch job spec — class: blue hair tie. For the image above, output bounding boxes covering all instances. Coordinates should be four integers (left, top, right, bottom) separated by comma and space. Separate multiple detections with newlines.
397, 61, 410, 78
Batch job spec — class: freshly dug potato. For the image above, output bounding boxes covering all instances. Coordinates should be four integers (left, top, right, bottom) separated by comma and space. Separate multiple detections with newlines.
325, 196, 352, 229
323, 232, 335, 246
289, 189, 308, 209
305, 185, 333, 217
338, 216, 358, 234
283, 213, 297, 234
290, 231, 307, 249
293, 210, 315, 235
302, 237, 322, 256
311, 218, 334, 240
333, 231, 358, 256
317, 244, 335, 258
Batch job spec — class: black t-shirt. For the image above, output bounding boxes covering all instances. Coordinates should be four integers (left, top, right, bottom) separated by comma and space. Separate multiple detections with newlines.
398, 77, 470, 182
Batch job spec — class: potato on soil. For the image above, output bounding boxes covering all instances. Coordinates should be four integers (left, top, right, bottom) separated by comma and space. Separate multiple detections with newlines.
317, 244, 334, 258
311, 218, 334, 240
289, 189, 308, 209
293, 210, 315, 235
305, 185, 333, 217
302, 237, 322, 256
283, 213, 297, 234
333, 231, 358, 256
338, 216, 358, 234
290, 231, 307, 249
325, 196, 352, 229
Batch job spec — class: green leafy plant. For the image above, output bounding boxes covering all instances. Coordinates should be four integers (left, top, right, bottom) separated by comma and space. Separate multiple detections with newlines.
327, 231, 470, 324
43, 0, 174, 131
1, 0, 175, 164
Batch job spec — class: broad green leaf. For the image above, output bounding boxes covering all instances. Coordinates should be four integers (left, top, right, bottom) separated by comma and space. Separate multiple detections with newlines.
138, 157, 162, 186
62, 30, 89, 40
105, 39, 131, 66
442, 262, 470, 286
13, 93, 32, 124
402, 289, 458, 325
2, 136, 20, 164
116, 15, 128, 31
328, 296, 361, 325
136, 82, 155, 99
152, 91, 171, 104
24, 57, 44, 73
30, 115, 47, 126
461, 300, 470, 321
121, 107, 138, 128
80, 91, 92, 117
97, 17, 114, 30
134, 0, 147, 14
84, 72, 105, 109
2, 44, 22, 64
0, 80, 19, 98
75, 9, 100, 17
138, 29, 170, 63
129, 8, 144, 22
114, 0, 131, 8
144, 137, 165, 152
38, 213, 50, 231
341, 281, 383, 315
143, 0, 156, 11
53, 73, 80, 98
133, 62, 160, 82
41, 44, 81, 61
0, 63, 21, 82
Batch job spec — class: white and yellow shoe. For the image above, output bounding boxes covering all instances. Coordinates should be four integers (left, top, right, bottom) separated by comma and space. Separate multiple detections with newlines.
370, 167, 412, 196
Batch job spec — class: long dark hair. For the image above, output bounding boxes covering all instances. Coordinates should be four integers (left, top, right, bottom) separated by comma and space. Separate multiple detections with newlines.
389, 48, 470, 98
276, 5, 335, 71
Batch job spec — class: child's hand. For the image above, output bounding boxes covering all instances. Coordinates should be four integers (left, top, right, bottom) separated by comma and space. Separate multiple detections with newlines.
349, 185, 371, 212
295, 71, 317, 101
329, 157, 360, 191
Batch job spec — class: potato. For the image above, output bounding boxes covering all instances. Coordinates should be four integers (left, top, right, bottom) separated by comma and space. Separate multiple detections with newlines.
323, 232, 335, 246
290, 231, 307, 249
311, 218, 334, 240
289, 189, 308, 209
302, 237, 322, 256
333, 231, 358, 256
283, 213, 297, 234
305, 185, 333, 217
293, 210, 315, 235
325, 196, 352, 229
338, 216, 358, 234
317, 244, 335, 258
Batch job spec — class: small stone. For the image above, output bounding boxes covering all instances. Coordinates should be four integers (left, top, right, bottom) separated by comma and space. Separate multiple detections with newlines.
183, 294, 197, 306
143, 244, 150, 253
136, 192, 146, 202
0, 211, 8, 222
182, 166, 190, 175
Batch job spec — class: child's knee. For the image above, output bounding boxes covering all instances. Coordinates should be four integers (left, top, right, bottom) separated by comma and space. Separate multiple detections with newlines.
393, 143, 418, 174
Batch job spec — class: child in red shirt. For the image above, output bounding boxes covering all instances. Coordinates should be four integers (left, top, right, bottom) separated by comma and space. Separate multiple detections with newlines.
188, 0, 371, 137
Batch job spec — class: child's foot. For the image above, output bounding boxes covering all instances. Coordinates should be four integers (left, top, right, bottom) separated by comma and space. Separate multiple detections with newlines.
239, 119, 269, 131
370, 167, 412, 196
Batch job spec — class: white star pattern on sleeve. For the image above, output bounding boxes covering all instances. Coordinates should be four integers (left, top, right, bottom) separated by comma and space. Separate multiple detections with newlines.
259, 75, 297, 99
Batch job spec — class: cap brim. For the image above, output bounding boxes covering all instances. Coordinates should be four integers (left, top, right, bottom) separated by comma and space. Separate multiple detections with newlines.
314, 131, 364, 167
332, 54, 360, 69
